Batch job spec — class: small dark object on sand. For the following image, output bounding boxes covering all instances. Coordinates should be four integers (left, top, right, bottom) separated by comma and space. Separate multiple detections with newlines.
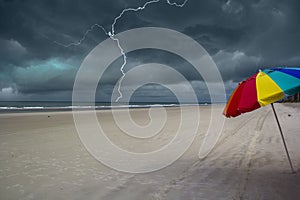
48, 115, 50, 118
288, 114, 291, 117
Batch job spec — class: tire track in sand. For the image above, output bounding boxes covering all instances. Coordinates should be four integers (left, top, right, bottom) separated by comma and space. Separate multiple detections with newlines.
236, 109, 271, 200
148, 111, 264, 200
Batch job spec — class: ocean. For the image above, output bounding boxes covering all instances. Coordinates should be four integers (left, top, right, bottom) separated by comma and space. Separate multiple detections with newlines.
0, 101, 207, 113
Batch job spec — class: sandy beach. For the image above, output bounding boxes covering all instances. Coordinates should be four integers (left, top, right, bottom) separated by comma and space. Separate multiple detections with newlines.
0, 103, 299, 200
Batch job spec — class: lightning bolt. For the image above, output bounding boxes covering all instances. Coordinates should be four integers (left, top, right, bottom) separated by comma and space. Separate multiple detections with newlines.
53, 24, 108, 47
166, 0, 188, 7
52, 0, 188, 102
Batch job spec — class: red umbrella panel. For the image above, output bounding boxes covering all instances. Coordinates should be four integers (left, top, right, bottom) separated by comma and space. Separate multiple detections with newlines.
223, 73, 260, 117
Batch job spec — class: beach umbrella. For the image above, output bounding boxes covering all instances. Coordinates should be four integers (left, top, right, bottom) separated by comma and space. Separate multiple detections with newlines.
223, 67, 300, 173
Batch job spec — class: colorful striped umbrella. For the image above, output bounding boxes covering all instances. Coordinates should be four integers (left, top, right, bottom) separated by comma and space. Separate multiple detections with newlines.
224, 67, 300, 117
223, 67, 300, 173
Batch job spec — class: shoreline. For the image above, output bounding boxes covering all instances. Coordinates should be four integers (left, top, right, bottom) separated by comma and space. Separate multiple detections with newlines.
0, 103, 213, 115
0, 102, 298, 115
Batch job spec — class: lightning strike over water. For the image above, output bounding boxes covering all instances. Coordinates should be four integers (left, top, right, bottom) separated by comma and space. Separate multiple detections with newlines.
53, 0, 188, 102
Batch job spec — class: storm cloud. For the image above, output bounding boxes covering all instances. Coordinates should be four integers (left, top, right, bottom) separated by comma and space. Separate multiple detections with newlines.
0, 0, 299, 101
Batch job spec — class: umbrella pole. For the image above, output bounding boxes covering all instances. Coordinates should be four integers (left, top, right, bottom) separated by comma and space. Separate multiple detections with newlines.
271, 103, 296, 174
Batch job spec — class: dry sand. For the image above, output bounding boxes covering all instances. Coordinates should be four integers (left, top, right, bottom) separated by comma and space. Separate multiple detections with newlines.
0, 103, 299, 200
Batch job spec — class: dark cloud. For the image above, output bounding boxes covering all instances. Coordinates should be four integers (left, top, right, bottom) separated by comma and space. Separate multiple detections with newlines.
0, 0, 299, 101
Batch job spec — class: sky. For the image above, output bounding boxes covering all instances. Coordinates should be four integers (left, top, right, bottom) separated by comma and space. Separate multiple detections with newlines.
0, 0, 299, 102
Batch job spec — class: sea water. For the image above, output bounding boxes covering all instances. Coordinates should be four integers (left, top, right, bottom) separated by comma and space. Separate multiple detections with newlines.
0, 101, 207, 113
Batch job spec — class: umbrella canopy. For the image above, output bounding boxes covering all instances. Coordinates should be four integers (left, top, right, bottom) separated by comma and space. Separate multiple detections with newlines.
223, 67, 300, 173
224, 67, 300, 118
